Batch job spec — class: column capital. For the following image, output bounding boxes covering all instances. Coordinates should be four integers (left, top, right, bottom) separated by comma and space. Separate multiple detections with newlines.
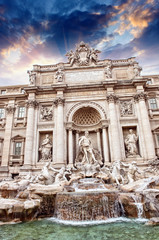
5, 105, 16, 114
26, 100, 38, 108
106, 94, 118, 103
53, 97, 65, 106
133, 92, 147, 102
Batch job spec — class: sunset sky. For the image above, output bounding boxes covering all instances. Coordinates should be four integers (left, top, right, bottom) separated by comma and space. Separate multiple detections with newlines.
0, 0, 159, 86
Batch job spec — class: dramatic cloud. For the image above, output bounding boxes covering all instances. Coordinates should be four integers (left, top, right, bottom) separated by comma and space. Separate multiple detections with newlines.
0, 0, 159, 85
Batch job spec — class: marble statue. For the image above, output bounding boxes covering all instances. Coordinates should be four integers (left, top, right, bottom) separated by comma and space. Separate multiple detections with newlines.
110, 161, 125, 185
78, 131, 97, 165
125, 129, 138, 157
39, 134, 52, 161
55, 68, 64, 82
121, 161, 141, 184
105, 64, 112, 79
133, 64, 142, 78
37, 162, 54, 185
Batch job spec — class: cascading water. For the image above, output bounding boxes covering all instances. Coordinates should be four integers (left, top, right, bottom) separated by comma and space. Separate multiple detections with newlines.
132, 194, 144, 218
54, 178, 125, 221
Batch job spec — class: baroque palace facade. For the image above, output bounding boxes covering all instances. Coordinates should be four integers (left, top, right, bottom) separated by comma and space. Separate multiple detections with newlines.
0, 42, 159, 178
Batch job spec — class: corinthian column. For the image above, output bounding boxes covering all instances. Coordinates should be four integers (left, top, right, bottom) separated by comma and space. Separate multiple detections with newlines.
134, 93, 155, 160
54, 97, 65, 165
24, 100, 38, 166
1, 103, 15, 168
107, 94, 122, 162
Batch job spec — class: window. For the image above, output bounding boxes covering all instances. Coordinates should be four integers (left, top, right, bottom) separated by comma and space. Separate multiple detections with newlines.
0, 108, 4, 119
14, 142, 22, 156
1, 90, 6, 95
18, 107, 25, 118
149, 98, 158, 110
147, 79, 152, 85
157, 135, 159, 144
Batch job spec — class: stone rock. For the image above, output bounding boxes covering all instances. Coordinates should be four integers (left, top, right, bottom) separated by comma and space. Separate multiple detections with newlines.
145, 217, 159, 226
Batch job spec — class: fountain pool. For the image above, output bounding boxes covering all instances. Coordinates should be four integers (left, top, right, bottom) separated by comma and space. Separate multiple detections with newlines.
0, 218, 159, 240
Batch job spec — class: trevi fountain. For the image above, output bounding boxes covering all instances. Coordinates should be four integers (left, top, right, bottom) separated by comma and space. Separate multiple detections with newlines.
0, 130, 159, 239
0, 42, 159, 239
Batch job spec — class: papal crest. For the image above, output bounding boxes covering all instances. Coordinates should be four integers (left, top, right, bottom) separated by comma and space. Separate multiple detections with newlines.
66, 41, 101, 66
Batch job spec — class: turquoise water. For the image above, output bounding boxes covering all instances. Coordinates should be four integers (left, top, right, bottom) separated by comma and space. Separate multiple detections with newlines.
0, 218, 159, 240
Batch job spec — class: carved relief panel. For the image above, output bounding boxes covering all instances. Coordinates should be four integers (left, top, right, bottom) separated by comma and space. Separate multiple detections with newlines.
40, 105, 54, 121
120, 100, 133, 117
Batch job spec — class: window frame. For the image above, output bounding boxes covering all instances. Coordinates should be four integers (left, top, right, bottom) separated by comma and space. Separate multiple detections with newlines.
149, 98, 158, 110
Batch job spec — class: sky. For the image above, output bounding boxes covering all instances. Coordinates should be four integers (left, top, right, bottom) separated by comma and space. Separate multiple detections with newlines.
0, 0, 159, 86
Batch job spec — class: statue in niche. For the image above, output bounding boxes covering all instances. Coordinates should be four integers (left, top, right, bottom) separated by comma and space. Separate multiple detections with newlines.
55, 68, 64, 82
104, 63, 112, 79
39, 134, 52, 162
125, 129, 138, 157
40, 106, 53, 121
75, 131, 103, 169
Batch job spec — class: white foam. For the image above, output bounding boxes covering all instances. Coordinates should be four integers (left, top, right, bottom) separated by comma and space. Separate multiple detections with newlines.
47, 217, 148, 226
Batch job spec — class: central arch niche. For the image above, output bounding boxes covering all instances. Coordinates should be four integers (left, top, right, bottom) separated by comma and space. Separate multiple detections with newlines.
66, 102, 109, 165
72, 107, 101, 126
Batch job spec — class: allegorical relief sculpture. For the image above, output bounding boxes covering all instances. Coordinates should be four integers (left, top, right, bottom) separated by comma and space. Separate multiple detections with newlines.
120, 101, 133, 116
40, 106, 53, 121
66, 41, 101, 66
125, 129, 139, 157
39, 134, 52, 162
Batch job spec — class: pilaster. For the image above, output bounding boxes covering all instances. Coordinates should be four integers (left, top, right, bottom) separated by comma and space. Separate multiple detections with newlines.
106, 94, 122, 162
23, 99, 38, 168
134, 92, 156, 160
1, 102, 15, 170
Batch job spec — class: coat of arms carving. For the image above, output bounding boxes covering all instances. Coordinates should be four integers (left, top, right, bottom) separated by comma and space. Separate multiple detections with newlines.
66, 41, 101, 66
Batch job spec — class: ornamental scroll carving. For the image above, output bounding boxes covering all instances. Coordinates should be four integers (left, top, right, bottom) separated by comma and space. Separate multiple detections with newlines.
134, 92, 147, 102
26, 100, 38, 108
40, 106, 53, 121
5, 105, 16, 114
66, 41, 101, 66
53, 97, 65, 106
106, 94, 118, 103
120, 101, 133, 116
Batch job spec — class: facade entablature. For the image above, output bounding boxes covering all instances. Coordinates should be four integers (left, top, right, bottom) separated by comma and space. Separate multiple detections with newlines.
27, 42, 143, 87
